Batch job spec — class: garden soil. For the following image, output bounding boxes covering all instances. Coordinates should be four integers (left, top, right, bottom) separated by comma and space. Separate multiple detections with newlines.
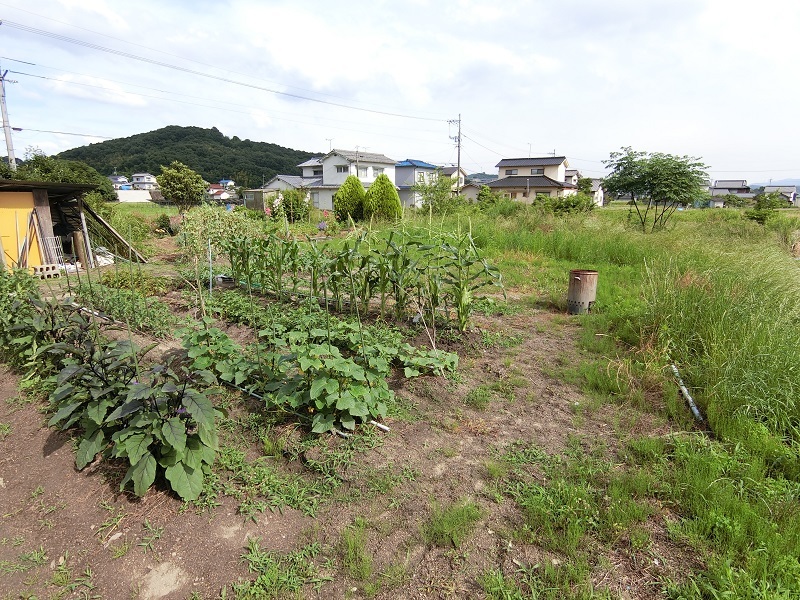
0, 306, 691, 599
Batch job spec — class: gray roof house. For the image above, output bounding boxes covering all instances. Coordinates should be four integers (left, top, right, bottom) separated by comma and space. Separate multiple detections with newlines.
245, 149, 396, 212
489, 156, 576, 200
763, 185, 798, 207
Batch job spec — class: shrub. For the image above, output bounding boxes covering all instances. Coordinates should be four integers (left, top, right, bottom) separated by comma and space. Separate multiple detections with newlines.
333, 175, 365, 222
536, 192, 595, 215
364, 173, 402, 220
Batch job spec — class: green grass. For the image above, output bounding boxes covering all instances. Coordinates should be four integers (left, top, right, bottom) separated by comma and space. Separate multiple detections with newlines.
339, 517, 373, 581
423, 499, 482, 548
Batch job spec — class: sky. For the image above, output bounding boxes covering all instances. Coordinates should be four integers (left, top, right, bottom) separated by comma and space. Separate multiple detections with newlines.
1, 0, 799, 184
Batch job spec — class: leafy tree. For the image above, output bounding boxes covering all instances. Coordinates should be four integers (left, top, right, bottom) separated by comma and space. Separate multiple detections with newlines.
412, 170, 464, 214
603, 147, 708, 232
280, 188, 309, 223
477, 185, 502, 209
364, 174, 402, 220
13, 148, 116, 201
722, 193, 749, 208
333, 175, 365, 222
156, 161, 207, 213
577, 177, 593, 195
754, 191, 789, 210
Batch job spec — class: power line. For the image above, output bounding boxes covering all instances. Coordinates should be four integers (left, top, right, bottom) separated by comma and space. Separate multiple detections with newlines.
10, 70, 454, 145
0, 1, 449, 118
11, 126, 111, 138
2, 58, 447, 135
1, 20, 448, 123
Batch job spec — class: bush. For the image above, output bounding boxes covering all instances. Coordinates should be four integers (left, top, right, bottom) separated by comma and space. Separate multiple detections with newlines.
333, 175, 365, 222
536, 192, 595, 215
364, 174, 401, 220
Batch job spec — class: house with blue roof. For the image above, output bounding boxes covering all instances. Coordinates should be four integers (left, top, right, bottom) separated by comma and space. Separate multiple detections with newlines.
395, 159, 439, 207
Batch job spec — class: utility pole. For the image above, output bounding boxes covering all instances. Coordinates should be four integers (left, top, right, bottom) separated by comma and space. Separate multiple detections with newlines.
1, 68, 17, 171
448, 114, 462, 192
325, 138, 333, 152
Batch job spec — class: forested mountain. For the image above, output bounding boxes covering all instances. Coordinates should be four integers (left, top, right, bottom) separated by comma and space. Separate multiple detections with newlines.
56, 126, 319, 188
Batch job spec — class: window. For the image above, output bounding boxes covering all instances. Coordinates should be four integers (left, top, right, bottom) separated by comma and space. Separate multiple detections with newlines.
336, 165, 349, 173
313, 169, 323, 176
510, 192, 518, 199
373, 167, 384, 176
244, 193, 254, 200
311, 192, 320, 208
531, 168, 543, 175
358, 166, 368, 178
505, 169, 518, 175
417, 172, 426, 183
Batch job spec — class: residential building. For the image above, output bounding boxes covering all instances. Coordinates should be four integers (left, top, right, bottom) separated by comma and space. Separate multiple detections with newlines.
251, 149, 397, 211
395, 159, 439, 207
131, 173, 158, 190
460, 182, 482, 203
486, 156, 576, 200
590, 178, 605, 206
441, 166, 468, 191
708, 179, 755, 206
763, 185, 798, 207
108, 175, 130, 190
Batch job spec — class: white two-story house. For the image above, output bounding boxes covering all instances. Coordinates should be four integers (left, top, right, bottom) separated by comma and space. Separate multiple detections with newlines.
131, 173, 158, 190
253, 149, 397, 211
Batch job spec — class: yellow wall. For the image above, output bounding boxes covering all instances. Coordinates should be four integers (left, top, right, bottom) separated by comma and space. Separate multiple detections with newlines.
0, 192, 44, 269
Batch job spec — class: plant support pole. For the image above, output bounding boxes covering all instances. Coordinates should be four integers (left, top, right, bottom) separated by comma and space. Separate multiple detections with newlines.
670, 364, 704, 422
208, 238, 213, 295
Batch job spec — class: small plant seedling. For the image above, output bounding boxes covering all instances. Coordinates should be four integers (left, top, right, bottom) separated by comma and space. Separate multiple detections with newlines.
110, 539, 132, 559
138, 519, 164, 558
96, 502, 126, 541
0, 422, 11, 439
339, 518, 373, 581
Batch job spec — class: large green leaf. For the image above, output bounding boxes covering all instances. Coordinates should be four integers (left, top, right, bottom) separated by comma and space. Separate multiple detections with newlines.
121, 454, 157, 497
48, 401, 83, 428
161, 418, 187, 454
311, 412, 335, 434
106, 399, 144, 422
76, 429, 105, 470
51, 384, 76, 404
86, 398, 114, 425
164, 462, 203, 501
123, 433, 153, 466
181, 390, 214, 427
196, 422, 218, 450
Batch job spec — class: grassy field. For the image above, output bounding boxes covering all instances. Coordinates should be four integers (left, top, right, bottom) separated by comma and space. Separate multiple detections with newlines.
2, 200, 800, 599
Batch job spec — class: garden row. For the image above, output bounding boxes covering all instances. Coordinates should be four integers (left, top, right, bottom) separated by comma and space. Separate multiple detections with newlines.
221, 227, 504, 332
0, 265, 458, 502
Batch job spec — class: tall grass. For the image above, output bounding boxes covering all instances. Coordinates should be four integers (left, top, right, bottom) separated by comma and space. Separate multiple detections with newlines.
640, 249, 800, 472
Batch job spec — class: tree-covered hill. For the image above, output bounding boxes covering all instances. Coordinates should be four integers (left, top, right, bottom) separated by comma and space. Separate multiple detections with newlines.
56, 126, 319, 189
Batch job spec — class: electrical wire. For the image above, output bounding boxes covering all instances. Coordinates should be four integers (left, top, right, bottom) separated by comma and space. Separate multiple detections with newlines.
2, 58, 446, 135
9, 70, 454, 145
11, 127, 111, 138
0, 1, 449, 118
1, 19, 448, 123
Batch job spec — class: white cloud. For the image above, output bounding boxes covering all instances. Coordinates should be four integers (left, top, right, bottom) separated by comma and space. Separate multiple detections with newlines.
47, 75, 147, 107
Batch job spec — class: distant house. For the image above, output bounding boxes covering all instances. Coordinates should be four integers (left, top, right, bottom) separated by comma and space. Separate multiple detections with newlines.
131, 173, 158, 190
395, 159, 439, 207
249, 149, 397, 211
460, 182, 482, 203
108, 174, 130, 190
709, 179, 755, 206
207, 183, 234, 203
441, 166, 468, 191
486, 156, 576, 200
590, 178, 605, 206
564, 169, 580, 186
763, 185, 798, 207
218, 179, 236, 189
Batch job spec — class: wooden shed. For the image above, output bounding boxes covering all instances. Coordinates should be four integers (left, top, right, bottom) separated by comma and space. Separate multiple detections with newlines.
0, 179, 145, 272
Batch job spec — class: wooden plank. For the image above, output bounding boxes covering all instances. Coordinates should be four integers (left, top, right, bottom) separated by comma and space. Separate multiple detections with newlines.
81, 202, 147, 263
32, 189, 55, 240
31, 208, 49, 264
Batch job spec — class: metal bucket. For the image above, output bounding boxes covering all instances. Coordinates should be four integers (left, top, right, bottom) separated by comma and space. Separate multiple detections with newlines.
567, 269, 598, 315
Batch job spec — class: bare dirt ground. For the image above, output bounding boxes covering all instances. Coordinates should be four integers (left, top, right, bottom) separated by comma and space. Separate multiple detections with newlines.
0, 302, 686, 599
